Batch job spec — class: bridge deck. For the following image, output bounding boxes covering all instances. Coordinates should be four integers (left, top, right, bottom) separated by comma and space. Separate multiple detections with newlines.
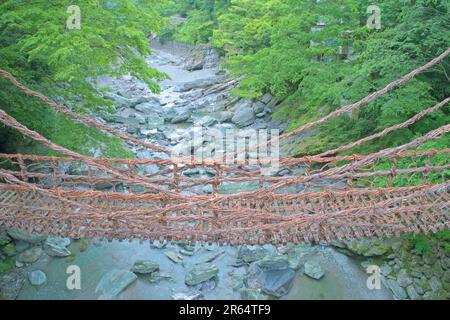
0, 184, 448, 244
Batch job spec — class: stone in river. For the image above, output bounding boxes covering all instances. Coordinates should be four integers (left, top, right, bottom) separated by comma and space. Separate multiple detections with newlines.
7, 229, 46, 244
134, 100, 160, 114
185, 264, 219, 286
96, 270, 137, 298
231, 102, 255, 128
28, 270, 47, 286
385, 279, 407, 299
218, 111, 234, 123
252, 101, 266, 114
240, 288, 270, 300
196, 116, 218, 127
131, 260, 159, 274
165, 251, 184, 264
16, 246, 43, 263
44, 237, 71, 257
171, 110, 191, 124
303, 260, 325, 280
246, 255, 296, 298
237, 245, 268, 263
172, 292, 203, 300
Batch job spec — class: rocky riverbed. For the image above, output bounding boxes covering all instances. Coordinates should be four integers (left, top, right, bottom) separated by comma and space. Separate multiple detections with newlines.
0, 43, 448, 300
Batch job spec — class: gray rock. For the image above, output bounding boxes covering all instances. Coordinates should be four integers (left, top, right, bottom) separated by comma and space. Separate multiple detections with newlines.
28, 270, 47, 286
181, 78, 222, 92
429, 277, 443, 292
240, 288, 270, 300
252, 102, 266, 114
7, 229, 46, 244
232, 102, 255, 128
196, 115, 218, 127
406, 285, 420, 300
104, 93, 148, 109
171, 110, 191, 124
104, 92, 133, 108
386, 279, 407, 299
96, 270, 137, 298
380, 264, 393, 276
397, 269, 413, 288
146, 115, 165, 128
165, 251, 184, 264
182, 168, 201, 177
237, 246, 268, 264
341, 238, 392, 257
304, 260, 325, 280
172, 292, 203, 300
44, 237, 71, 257
134, 101, 160, 114
218, 111, 234, 123
185, 264, 219, 286
131, 260, 159, 274
16, 246, 43, 263
14, 240, 30, 253
260, 93, 273, 105
287, 244, 315, 270
246, 255, 295, 298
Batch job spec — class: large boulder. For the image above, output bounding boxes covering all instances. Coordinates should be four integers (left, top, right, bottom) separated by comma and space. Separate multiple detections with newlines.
303, 260, 325, 280
96, 270, 137, 298
131, 260, 160, 274
232, 102, 255, 128
260, 93, 273, 105
245, 255, 296, 298
252, 102, 266, 115
28, 270, 47, 286
44, 237, 71, 257
240, 288, 270, 300
17, 247, 43, 263
237, 246, 268, 264
134, 100, 160, 114
218, 111, 234, 123
195, 115, 218, 127
104, 93, 150, 109
340, 239, 393, 257
171, 110, 191, 124
185, 264, 219, 286
7, 229, 46, 244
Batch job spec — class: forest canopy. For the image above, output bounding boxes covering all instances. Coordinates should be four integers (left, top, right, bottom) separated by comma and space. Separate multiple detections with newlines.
0, 0, 167, 157
161, 0, 450, 155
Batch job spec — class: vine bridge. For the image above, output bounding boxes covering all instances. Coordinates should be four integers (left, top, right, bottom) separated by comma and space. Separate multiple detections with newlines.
0, 48, 449, 245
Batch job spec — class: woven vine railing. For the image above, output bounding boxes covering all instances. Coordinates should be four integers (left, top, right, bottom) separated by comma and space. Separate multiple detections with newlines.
0, 48, 449, 244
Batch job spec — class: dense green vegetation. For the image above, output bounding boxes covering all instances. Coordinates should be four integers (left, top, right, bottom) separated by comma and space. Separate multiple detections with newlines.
160, 0, 449, 251
0, 0, 167, 157
162, 0, 449, 156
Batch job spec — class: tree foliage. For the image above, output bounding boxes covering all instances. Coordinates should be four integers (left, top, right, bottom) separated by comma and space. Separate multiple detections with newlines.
163, 0, 449, 155
0, 0, 167, 157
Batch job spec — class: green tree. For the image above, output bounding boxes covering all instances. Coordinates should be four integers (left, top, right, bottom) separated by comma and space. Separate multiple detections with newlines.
0, 0, 168, 157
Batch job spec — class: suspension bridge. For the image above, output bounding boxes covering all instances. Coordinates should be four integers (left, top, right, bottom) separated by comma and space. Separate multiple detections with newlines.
0, 48, 449, 245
